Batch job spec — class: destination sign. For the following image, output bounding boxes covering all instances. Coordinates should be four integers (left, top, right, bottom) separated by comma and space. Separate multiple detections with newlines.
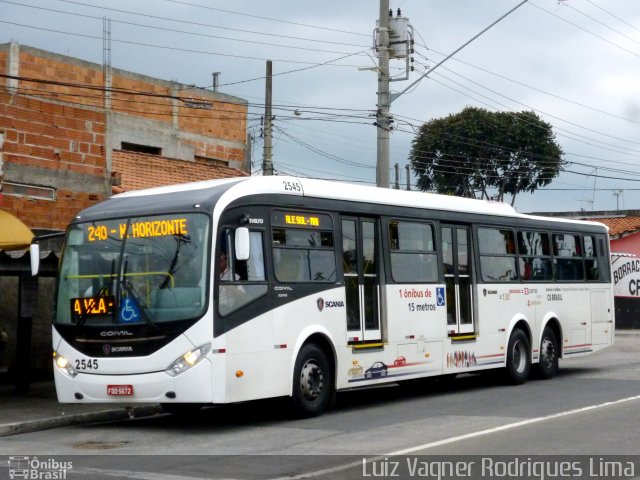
71, 296, 115, 319
272, 211, 332, 229
285, 214, 320, 227
86, 218, 188, 242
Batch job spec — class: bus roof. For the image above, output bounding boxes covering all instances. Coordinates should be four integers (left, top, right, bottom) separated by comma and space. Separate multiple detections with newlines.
98, 176, 606, 230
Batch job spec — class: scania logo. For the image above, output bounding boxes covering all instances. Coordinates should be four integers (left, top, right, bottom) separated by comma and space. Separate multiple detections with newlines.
102, 344, 133, 355
100, 330, 133, 337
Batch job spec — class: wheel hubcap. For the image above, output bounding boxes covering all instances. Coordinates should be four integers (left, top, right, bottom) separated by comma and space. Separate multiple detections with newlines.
300, 359, 324, 401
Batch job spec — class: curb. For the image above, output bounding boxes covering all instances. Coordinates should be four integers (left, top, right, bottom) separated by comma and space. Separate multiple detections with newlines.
0, 404, 165, 437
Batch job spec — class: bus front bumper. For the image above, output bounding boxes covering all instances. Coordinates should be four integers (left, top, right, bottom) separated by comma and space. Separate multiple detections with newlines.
53, 358, 213, 404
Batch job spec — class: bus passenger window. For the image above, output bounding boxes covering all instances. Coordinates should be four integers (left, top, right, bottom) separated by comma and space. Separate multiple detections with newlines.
217, 229, 267, 316
389, 221, 437, 283
478, 227, 518, 282
272, 225, 336, 283
517, 231, 552, 282
584, 235, 599, 280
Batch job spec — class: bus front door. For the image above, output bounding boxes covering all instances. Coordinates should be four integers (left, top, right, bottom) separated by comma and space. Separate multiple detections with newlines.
341, 217, 381, 342
441, 225, 475, 336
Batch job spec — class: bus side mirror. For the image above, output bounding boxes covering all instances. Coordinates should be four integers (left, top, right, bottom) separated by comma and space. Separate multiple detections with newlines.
30, 243, 40, 276
235, 227, 250, 261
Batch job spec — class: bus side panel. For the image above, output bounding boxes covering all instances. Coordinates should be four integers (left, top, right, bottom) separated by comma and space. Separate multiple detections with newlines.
591, 288, 615, 349
217, 288, 346, 404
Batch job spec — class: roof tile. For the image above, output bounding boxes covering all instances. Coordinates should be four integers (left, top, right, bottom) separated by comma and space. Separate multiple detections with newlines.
583, 216, 640, 237
112, 150, 247, 192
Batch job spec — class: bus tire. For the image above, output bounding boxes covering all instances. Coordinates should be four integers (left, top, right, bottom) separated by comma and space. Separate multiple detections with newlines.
291, 343, 334, 417
536, 327, 559, 379
505, 328, 530, 385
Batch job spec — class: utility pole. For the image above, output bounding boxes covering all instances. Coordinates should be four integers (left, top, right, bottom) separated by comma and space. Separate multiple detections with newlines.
376, 0, 391, 188
394, 163, 400, 189
613, 190, 623, 210
406, 164, 411, 191
212, 72, 220, 92
262, 60, 273, 176
374, 0, 528, 190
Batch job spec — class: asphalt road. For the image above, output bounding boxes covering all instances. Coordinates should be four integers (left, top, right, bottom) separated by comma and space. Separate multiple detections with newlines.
1, 334, 639, 480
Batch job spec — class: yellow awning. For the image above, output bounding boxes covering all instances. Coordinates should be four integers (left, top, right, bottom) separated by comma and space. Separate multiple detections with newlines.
0, 209, 34, 250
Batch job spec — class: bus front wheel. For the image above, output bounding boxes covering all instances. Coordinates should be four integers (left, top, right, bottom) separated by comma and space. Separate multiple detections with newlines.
291, 343, 334, 417
505, 329, 530, 385
536, 327, 559, 379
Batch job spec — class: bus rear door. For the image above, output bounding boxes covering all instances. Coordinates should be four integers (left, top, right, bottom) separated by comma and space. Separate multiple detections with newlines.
442, 224, 475, 336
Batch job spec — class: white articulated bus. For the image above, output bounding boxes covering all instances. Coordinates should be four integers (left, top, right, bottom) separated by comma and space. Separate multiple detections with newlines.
51, 176, 614, 416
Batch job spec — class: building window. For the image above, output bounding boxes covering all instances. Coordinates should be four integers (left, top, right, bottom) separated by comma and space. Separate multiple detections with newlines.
1, 181, 56, 201
120, 142, 161, 155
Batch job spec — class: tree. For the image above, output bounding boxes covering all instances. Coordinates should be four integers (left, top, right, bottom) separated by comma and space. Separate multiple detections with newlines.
409, 107, 564, 206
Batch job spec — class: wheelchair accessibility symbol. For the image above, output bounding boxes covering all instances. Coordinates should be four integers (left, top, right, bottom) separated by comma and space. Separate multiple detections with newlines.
119, 297, 140, 323
436, 287, 445, 307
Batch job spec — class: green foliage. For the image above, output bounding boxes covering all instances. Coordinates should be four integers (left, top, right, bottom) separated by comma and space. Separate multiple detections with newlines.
409, 107, 564, 205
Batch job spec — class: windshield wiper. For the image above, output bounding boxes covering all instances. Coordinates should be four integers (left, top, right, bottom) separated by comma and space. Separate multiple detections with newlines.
159, 234, 191, 289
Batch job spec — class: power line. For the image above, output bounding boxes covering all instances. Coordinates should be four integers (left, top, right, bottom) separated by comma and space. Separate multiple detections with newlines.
0, 20, 369, 68
416, 47, 640, 128
584, 0, 640, 35
529, 1, 640, 62
563, 2, 640, 47
48, 0, 370, 46
160, 0, 370, 37
0, 0, 371, 56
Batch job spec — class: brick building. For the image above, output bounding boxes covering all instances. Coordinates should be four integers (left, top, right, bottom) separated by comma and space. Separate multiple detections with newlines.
0, 41, 249, 385
0, 41, 248, 232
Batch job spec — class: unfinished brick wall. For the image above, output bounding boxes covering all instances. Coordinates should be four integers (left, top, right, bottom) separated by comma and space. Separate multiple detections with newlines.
0, 91, 106, 230
0, 43, 248, 232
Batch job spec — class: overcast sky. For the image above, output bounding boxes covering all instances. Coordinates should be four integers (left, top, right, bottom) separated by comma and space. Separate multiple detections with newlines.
3, 0, 640, 213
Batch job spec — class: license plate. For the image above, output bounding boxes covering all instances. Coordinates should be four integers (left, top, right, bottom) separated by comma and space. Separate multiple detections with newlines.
107, 385, 134, 396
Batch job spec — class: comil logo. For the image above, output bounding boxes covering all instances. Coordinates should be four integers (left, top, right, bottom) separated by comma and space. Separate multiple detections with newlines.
8, 456, 73, 479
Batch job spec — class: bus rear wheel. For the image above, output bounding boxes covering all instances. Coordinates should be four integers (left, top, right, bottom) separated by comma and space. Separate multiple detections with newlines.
505, 328, 530, 385
536, 327, 559, 379
291, 343, 334, 417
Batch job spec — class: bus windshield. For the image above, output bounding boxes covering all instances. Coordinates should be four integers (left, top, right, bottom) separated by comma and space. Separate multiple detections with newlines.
55, 213, 210, 326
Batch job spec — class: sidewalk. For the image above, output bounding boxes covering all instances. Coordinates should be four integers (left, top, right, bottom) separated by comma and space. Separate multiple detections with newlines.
0, 381, 164, 437
1, 331, 637, 437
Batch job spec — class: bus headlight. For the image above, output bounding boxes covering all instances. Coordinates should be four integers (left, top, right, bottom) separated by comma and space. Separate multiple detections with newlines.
53, 352, 78, 378
165, 343, 211, 377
